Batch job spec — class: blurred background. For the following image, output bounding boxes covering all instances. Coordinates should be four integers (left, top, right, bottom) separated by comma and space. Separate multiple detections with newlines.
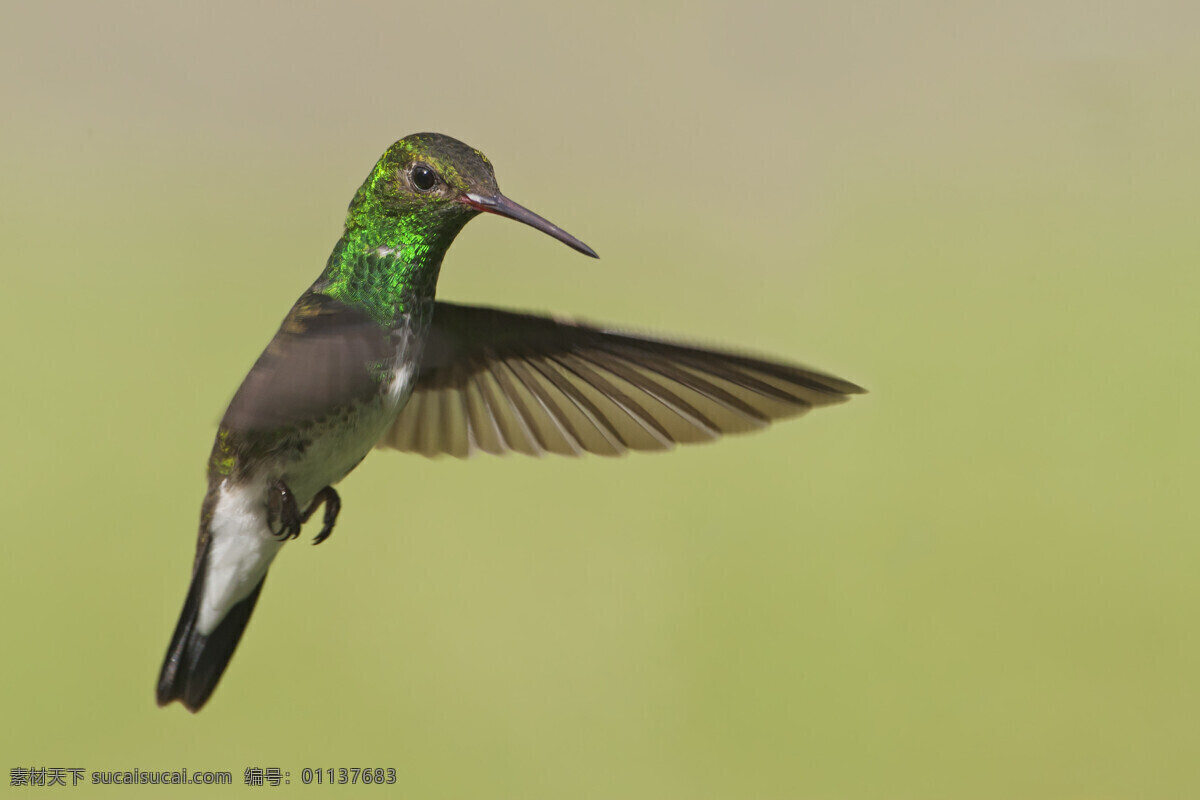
2, 1, 1197, 797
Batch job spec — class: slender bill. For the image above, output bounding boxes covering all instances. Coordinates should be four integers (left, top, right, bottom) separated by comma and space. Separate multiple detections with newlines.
463, 192, 598, 258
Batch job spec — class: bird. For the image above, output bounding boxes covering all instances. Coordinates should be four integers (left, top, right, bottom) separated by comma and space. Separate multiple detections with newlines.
156, 132, 865, 712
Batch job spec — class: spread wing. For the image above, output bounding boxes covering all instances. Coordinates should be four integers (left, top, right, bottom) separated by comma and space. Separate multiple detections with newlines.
380, 301, 864, 458
221, 292, 394, 432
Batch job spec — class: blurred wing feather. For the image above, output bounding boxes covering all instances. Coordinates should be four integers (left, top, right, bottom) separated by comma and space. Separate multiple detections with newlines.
222, 292, 392, 432
379, 302, 864, 458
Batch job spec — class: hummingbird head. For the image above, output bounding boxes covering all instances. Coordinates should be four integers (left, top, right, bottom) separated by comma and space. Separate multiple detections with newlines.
346, 132, 597, 258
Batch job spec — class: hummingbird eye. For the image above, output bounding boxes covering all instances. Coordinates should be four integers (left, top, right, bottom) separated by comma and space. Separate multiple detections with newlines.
410, 163, 439, 193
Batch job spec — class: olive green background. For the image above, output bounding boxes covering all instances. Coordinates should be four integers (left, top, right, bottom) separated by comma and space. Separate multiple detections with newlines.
3, 2, 1197, 797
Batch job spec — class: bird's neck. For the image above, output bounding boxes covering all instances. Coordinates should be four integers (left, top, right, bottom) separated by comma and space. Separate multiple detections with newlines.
315, 213, 468, 325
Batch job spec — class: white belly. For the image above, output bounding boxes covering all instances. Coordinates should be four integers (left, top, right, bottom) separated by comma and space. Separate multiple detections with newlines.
282, 347, 418, 505
196, 335, 421, 636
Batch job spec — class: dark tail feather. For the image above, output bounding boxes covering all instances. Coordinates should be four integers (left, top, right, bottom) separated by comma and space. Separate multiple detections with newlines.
157, 549, 267, 712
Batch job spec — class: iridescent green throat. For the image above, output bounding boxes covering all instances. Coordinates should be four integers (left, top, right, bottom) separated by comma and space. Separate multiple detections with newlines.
316, 207, 473, 324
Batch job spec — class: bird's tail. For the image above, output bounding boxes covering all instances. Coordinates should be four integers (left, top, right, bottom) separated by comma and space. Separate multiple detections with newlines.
156, 539, 266, 712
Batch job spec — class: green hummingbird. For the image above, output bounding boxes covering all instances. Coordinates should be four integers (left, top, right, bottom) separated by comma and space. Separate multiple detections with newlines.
156, 132, 865, 712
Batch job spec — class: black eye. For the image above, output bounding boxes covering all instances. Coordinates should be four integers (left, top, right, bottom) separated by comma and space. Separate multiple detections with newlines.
410, 163, 438, 192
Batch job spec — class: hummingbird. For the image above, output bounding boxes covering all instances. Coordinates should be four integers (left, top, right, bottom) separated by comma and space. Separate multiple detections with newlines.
156, 132, 864, 712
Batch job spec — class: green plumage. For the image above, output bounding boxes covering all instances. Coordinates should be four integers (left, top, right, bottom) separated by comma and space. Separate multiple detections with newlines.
157, 132, 864, 713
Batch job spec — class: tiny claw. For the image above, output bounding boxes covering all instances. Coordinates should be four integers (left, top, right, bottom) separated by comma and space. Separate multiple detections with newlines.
302, 486, 341, 546
267, 479, 302, 541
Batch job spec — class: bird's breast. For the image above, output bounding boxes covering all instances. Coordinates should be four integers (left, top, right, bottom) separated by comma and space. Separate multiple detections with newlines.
383, 319, 426, 409
277, 317, 427, 503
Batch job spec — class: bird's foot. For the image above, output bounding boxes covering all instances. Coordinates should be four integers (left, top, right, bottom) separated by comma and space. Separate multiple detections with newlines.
267, 480, 303, 541
302, 486, 341, 545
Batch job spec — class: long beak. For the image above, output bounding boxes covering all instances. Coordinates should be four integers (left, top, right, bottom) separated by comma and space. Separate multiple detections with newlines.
463, 192, 598, 258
